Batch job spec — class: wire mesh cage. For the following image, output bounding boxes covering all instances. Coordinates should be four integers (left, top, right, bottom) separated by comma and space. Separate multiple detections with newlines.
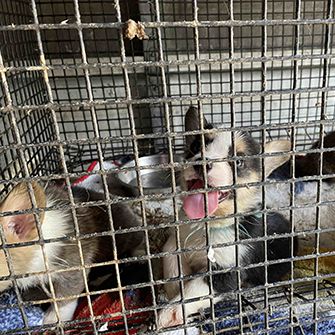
1, 0, 335, 334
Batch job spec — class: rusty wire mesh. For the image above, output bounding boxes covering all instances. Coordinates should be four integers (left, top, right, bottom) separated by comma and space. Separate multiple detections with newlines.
1, 0, 335, 334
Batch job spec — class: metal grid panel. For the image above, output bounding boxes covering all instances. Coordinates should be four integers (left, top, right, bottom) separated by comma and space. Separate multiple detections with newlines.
141, 0, 335, 151
0, 0, 59, 200
0, 0, 335, 334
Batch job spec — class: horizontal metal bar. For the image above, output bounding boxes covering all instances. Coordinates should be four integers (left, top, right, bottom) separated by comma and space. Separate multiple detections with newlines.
1, 53, 335, 74
1, 254, 335, 298
1, 86, 335, 113
1, 18, 335, 32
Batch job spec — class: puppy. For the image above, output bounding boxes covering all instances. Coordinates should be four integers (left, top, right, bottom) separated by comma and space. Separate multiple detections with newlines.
0, 182, 143, 324
266, 131, 335, 242
158, 106, 296, 328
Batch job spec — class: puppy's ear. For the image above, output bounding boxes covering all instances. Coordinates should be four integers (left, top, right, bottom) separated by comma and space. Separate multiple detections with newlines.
0, 182, 46, 242
185, 106, 210, 147
264, 140, 291, 177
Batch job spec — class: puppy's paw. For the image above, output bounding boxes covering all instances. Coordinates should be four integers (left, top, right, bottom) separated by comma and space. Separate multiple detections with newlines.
43, 308, 58, 325
43, 300, 78, 324
157, 304, 184, 329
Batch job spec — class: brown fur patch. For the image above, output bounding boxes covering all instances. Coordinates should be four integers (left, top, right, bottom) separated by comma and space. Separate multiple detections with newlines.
0, 242, 43, 292
264, 140, 291, 177
235, 135, 247, 154
0, 182, 47, 291
0, 182, 46, 243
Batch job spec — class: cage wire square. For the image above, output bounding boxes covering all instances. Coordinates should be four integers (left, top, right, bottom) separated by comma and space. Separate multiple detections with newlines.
1, 0, 335, 334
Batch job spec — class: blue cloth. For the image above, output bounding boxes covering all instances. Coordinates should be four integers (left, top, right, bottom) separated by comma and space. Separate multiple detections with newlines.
0, 290, 43, 332
202, 300, 335, 335
1, 291, 335, 334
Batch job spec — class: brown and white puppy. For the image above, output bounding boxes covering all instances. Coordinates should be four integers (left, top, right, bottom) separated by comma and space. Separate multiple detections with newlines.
0, 182, 143, 324
158, 106, 296, 328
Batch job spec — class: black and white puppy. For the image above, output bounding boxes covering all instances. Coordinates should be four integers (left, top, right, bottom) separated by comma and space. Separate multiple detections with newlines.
158, 106, 297, 328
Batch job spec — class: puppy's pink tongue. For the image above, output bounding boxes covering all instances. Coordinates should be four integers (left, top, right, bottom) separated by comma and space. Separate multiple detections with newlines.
183, 180, 219, 220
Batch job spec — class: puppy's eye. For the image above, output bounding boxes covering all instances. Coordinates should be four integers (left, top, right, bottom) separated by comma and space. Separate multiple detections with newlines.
236, 159, 244, 168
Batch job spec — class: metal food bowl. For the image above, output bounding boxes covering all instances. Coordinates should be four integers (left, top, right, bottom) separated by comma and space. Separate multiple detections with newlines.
115, 154, 183, 195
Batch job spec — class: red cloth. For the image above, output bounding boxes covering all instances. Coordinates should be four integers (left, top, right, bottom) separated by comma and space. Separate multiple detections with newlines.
64, 289, 153, 335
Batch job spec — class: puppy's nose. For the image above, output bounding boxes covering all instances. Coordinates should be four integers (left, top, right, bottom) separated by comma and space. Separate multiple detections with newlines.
194, 158, 213, 174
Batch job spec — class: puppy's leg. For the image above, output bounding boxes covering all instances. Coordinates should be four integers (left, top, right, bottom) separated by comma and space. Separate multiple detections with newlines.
44, 300, 78, 324
157, 277, 218, 329
162, 232, 193, 299
43, 270, 86, 324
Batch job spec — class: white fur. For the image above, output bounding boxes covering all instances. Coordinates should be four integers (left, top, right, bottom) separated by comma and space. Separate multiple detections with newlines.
205, 131, 232, 160
159, 216, 247, 328
265, 180, 335, 232
24, 201, 80, 325
43, 299, 78, 324
16, 201, 70, 290
208, 161, 233, 187
209, 225, 248, 268
187, 131, 235, 187
158, 277, 217, 328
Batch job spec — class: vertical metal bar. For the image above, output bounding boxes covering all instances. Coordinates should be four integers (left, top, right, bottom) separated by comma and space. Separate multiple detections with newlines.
228, 1, 244, 333
313, 0, 333, 334
71, 0, 123, 333
192, 0, 216, 332
114, 2, 155, 334
290, 0, 302, 333
153, 0, 174, 326
30, 0, 95, 332
260, 0, 270, 331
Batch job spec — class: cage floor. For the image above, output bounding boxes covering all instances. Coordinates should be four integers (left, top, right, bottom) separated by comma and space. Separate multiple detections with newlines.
8, 280, 331, 335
